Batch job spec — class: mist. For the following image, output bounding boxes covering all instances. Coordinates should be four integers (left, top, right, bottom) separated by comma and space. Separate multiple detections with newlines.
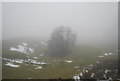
2, 2, 118, 47
2, 2, 119, 79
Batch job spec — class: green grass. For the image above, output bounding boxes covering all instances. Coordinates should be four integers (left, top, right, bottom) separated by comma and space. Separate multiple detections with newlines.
2, 39, 118, 79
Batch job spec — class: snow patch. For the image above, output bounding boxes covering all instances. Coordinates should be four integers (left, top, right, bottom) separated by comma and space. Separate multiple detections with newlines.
80, 72, 83, 76
104, 53, 108, 56
108, 53, 113, 55
40, 53, 44, 56
90, 64, 93, 67
65, 60, 72, 63
10, 47, 18, 51
5, 62, 20, 68
14, 59, 23, 64
74, 66, 79, 69
10, 43, 34, 54
34, 57, 38, 59
85, 70, 88, 73
40, 42, 48, 45
98, 55, 104, 58
29, 48, 34, 53
35, 66, 42, 69
96, 61, 100, 64
73, 75, 80, 81
22, 43, 27, 46
91, 73, 95, 78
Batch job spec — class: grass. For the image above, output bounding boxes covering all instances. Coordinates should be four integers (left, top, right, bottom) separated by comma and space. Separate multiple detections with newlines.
2, 39, 118, 79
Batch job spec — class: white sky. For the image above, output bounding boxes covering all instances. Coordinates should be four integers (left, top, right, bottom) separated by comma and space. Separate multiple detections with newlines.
1, 0, 119, 2
2, 2, 118, 46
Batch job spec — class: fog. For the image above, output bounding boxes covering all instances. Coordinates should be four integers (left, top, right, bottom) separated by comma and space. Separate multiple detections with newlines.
0, 2, 2, 80
2, 2, 118, 47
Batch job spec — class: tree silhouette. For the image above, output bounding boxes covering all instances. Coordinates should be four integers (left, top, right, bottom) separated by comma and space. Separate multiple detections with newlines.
48, 26, 76, 57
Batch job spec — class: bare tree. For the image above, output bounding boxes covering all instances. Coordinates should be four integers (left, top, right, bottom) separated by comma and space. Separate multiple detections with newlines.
48, 26, 76, 57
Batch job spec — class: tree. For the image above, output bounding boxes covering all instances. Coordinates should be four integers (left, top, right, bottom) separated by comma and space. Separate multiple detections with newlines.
48, 26, 76, 57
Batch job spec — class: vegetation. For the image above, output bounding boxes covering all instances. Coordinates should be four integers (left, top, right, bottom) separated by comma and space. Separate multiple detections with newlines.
2, 38, 118, 80
48, 26, 76, 57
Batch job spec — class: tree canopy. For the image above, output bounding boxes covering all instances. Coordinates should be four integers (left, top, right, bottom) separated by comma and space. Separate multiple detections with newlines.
48, 26, 76, 57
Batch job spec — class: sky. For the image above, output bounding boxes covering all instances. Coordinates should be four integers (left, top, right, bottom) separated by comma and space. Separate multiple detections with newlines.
0, 2, 2, 80
2, 2, 118, 46
0, 3, 1, 38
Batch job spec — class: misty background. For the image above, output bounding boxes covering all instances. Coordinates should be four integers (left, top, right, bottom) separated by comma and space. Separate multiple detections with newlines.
0, 2, 2, 80
2, 2, 118, 47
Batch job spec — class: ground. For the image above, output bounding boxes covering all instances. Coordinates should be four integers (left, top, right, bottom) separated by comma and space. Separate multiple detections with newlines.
1, 38, 118, 80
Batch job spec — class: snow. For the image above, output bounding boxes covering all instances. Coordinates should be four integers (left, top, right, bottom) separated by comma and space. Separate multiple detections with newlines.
85, 70, 88, 73
29, 48, 34, 53
2, 57, 47, 66
105, 69, 109, 74
40, 53, 44, 56
26, 56, 30, 58
80, 73, 83, 76
10, 47, 18, 51
104, 74, 107, 79
109, 78, 112, 80
40, 42, 48, 45
18, 45, 27, 53
104, 53, 108, 56
91, 73, 95, 78
103, 69, 111, 79
5, 62, 20, 68
40, 62, 47, 64
104, 53, 113, 56
10, 45, 27, 54
14, 59, 23, 64
98, 52, 115, 58
108, 53, 113, 55
34, 57, 38, 59
30, 60, 47, 65
2, 58, 8, 61
74, 66, 79, 69
2, 58, 24, 64
96, 61, 100, 64
28, 59, 47, 65
98, 55, 104, 58
90, 64, 93, 67
10, 43, 34, 54
65, 60, 72, 63
35, 66, 42, 69
22, 43, 27, 46
73, 75, 80, 81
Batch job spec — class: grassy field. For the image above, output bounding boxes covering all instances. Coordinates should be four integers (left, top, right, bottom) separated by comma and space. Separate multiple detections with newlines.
2, 39, 118, 79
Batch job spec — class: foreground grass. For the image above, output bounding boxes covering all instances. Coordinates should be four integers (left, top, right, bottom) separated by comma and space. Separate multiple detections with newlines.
2, 39, 118, 79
